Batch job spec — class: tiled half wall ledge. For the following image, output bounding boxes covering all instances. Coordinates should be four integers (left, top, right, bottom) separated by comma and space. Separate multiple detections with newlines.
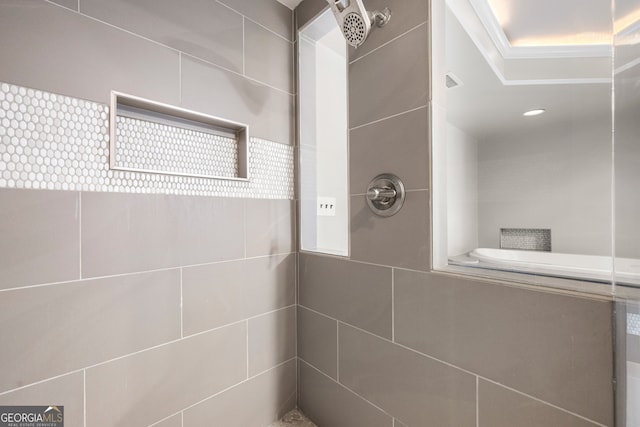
0, 81, 294, 199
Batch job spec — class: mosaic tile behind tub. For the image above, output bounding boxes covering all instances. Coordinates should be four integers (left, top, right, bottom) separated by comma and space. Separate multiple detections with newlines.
500, 228, 552, 251
0, 82, 294, 199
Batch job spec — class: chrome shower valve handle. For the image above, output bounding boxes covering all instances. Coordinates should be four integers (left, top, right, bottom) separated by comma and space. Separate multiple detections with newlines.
366, 174, 405, 217
366, 187, 397, 202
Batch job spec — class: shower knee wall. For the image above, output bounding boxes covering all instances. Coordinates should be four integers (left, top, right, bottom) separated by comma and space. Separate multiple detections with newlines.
0, 1, 297, 426
295, 0, 614, 426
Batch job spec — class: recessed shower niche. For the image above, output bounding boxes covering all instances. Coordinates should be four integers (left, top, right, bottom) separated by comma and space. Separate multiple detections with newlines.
110, 92, 249, 181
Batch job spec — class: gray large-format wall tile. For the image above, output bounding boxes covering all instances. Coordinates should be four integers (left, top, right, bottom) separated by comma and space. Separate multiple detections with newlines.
350, 190, 430, 270
86, 322, 246, 427
245, 20, 294, 94
298, 306, 338, 379
219, 0, 293, 41
181, 56, 294, 145
248, 307, 297, 376
350, 107, 429, 194
478, 380, 601, 427
349, 23, 429, 128
0, 372, 84, 427
245, 199, 295, 257
295, 0, 327, 30
50, 0, 78, 11
182, 254, 295, 335
0, 189, 79, 290
0, 0, 179, 105
339, 324, 476, 427
298, 253, 392, 339
0, 269, 180, 393
299, 361, 393, 427
394, 269, 614, 426
347, 0, 430, 62
183, 257, 244, 336
630, 334, 640, 364
183, 359, 296, 426
81, 192, 244, 277
151, 415, 183, 427
243, 254, 297, 318
81, 0, 244, 73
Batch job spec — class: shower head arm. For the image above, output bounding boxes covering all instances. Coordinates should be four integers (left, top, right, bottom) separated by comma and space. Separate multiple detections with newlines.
371, 7, 391, 27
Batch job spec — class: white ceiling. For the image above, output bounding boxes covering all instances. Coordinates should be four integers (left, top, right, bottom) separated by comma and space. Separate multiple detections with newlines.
486, 0, 612, 47
444, 0, 640, 141
276, 0, 304, 9
445, 7, 612, 141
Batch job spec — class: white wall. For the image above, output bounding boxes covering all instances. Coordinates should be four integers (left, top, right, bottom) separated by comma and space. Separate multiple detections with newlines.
478, 118, 612, 255
615, 110, 640, 259
447, 124, 479, 256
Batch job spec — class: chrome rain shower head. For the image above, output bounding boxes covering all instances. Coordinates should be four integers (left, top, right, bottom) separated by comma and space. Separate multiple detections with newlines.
326, 0, 391, 48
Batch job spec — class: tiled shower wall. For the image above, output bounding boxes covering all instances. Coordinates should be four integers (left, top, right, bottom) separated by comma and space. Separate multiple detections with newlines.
295, 1, 615, 427
0, 1, 297, 426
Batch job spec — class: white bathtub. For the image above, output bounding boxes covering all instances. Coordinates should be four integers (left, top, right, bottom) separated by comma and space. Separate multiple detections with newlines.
449, 248, 640, 284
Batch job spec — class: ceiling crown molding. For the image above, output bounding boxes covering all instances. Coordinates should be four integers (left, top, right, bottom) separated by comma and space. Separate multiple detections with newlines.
465, 0, 611, 59
447, 0, 612, 85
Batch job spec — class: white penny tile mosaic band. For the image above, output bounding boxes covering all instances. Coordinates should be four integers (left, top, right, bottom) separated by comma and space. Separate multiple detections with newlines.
629, 312, 640, 336
0, 82, 294, 199
114, 115, 240, 179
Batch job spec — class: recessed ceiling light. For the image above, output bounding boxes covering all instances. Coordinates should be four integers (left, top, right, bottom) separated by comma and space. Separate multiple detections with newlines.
523, 109, 545, 117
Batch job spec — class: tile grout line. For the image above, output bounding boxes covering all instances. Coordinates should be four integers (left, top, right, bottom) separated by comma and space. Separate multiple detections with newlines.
215, 0, 294, 44
480, 378, 608, 427
0, 318, 284, 398
181, 52, 295, 96
242, 17, 246, 76
180, 267, 184, 338
0, 370, 84, 398
295, 253, 299, 306
300, 252, 612, 302
178, 52, 183, 105
391, 268, 395, 342
44, 1, 294, 96
294, 298, 298, 361
148, 357, 297, 427
336, 320, 340, 383
476, 376, 479, 427
300, 359, 396, 422
3, 312, 289, 397
246, 319, 250, 379
0, 251, 297, 294
83, 369, 87, 427
352, 189, 429, 197
349, 105, 428, 132
78, 191, 82, 279
348, 21, 428, 65
298, 303, 609, 427
243, 200, 247, 259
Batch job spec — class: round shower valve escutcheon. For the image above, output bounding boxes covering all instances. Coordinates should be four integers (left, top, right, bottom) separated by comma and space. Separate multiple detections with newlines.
366, 173, 405, 217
